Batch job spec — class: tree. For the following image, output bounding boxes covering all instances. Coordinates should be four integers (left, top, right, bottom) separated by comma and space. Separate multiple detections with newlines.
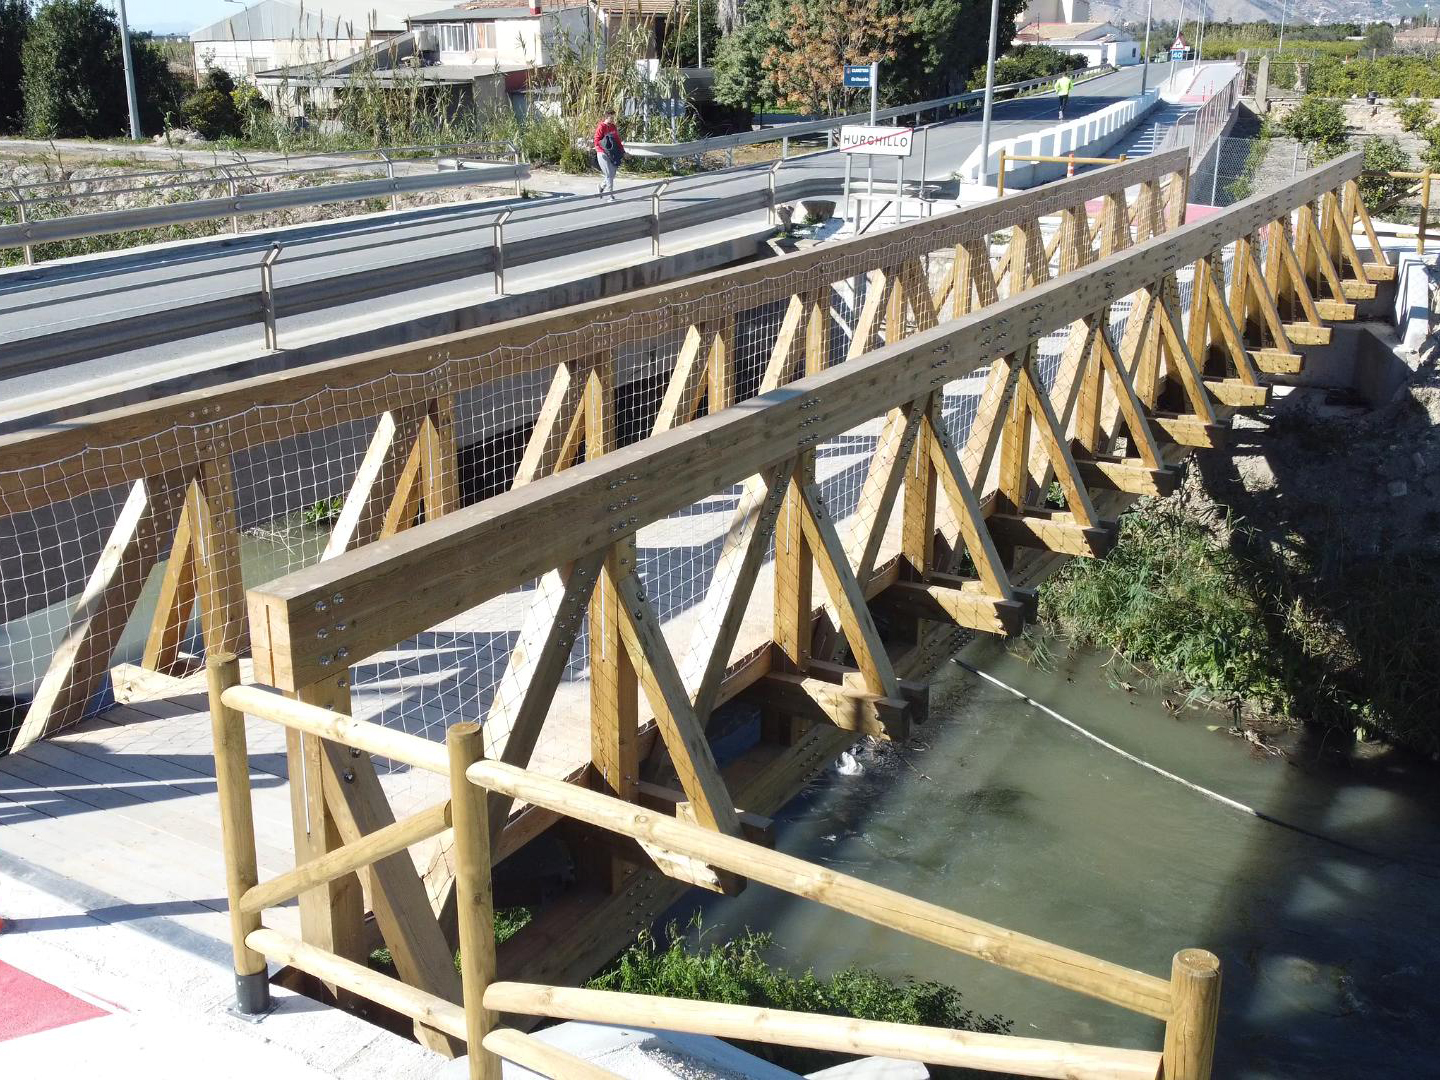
0, 0, 29, 134
182, 66, 243, 139
763, 0, 908, 116
891, 0, 1025, 99
713, 0, 779, 110
663, 0, 720, 68
22, 0, 182, 138
1362, 22, 1394, 55
1357, 135, 1410, 208
973, 43, 1086, 89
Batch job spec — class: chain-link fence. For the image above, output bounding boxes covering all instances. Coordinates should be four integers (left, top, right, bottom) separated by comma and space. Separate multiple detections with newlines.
1190, 135, 1318, 208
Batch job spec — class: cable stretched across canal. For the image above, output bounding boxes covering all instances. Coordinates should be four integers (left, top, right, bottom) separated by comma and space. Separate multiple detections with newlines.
950, 658, 1440, 879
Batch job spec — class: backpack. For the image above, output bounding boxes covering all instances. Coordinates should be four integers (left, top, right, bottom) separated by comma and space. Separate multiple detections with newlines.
601, 132, 624, 166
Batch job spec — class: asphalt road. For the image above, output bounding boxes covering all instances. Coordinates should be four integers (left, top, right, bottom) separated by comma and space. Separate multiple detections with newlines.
0, 65, 1151, 425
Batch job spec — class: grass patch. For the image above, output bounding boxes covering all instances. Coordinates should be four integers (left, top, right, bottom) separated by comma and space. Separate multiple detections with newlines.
1040, 502, 1440, 756
587, 921, 1010, 1078
368, 905, 533, 975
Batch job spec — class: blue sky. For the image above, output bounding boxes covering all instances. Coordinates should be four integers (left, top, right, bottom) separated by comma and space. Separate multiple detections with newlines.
124, 0, 234, 34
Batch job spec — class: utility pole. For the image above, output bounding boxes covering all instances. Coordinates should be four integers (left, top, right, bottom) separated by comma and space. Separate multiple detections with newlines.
1170, 0, 1188, 88
696, 0, 702, 68
116, 0, 142, 139
978, 0, 1001, 189
1192, 0, 1208, 76
1139, 0, 1154, 93
1277, 0, 1288, 51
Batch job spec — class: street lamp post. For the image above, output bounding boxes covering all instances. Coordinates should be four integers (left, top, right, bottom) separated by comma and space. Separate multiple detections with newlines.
1278, 0, 1288, 51
977, 0, 1002, 190
1139, 0, 1154, 93
1169, 0, 1188, 88
115, 0, 142, 139
1192, 0, 1209, 76
225, 0, 258, 79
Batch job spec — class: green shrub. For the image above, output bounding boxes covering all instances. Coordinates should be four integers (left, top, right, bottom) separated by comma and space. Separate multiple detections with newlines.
1358, 135, 1413, 208
589, 923, 1010, 1079
301, 496, 343, 526
972, 44, 1087, 90
1396, 98, 1433, 132
559, 143, 593, 174
1040, 500, 1440, 757
183, 67, 244, 140
1280, 95, 1348, 158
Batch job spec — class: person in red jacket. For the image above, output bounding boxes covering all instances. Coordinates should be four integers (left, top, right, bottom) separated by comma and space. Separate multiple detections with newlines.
594, 108, 624, 199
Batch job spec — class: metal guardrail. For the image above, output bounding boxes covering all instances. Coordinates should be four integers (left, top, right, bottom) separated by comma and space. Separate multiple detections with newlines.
4, 141, 518, 203
0, 167, 834, 378
0, 165, 529, 253
627, 66, 1118, 161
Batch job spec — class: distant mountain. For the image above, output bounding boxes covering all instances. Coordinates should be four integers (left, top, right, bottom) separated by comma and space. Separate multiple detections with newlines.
1088, 0, 1410, 26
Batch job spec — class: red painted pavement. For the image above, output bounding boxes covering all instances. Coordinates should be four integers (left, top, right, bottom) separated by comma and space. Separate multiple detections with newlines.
0, 960, 107, 1042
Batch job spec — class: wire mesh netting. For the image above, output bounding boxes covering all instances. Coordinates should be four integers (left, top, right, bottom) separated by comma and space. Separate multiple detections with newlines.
0, 162, 1257, 813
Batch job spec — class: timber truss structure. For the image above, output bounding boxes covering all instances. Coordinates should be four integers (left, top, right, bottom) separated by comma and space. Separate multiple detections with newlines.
0, 148, 1394, 1080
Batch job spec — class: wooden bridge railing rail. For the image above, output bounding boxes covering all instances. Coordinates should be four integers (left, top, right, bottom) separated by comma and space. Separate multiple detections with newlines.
216, 672, 1202, 1080
202, 150, 1391, 1080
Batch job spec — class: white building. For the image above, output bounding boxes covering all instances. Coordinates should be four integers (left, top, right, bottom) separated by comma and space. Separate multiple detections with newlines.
189, 0, 443, 82
1013, 21, 1140, 67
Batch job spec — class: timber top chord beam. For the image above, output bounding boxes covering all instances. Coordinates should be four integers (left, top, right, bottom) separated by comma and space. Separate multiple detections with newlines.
247, 154, 1364, 693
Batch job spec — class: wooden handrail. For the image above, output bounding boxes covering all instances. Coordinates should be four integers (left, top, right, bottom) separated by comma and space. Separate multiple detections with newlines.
221, 684, 450, 774
482, 982, 1164, 1080
465, 759, 1174, 1019
481, 1029, 624, 1080
247, 927, 467, 1038
238, 800, 451, 915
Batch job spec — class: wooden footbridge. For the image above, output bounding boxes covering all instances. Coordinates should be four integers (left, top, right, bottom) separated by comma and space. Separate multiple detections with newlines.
0, 146, 1395, 1079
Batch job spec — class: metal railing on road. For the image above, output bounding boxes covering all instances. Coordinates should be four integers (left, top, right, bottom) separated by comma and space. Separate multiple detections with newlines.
4, 141, 518, 206
0, 165, 529, 257
626, 66, 1119, 163
2, 142, 521, 265
0, 162, 837, 380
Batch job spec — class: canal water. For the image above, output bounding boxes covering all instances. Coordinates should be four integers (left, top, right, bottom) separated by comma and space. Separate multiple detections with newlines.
681, 635, 1440, 1077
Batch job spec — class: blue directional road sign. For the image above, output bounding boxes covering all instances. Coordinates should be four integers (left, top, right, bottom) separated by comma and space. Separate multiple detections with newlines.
844, 65, 873, 88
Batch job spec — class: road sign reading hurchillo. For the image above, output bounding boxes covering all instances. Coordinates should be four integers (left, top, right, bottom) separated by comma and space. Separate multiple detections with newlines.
839, 125, 914, 157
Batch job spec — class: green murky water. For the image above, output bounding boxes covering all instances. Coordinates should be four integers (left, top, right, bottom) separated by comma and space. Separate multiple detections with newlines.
680, 636, 1440, 1077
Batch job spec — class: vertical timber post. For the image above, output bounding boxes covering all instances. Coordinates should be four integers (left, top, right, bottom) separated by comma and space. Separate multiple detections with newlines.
769, 288, 827, 740
586, 353, 639, 884
286, 671, 366, 976
207, 652, 270, 1014
1162, 948, 1222, 1080
447, 723, 500, 1080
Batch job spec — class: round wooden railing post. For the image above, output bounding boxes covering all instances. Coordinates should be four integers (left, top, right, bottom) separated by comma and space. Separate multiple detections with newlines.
1162, 948, 1221, 1080
206, 651, 270, 1014
447, 722, 501, 1080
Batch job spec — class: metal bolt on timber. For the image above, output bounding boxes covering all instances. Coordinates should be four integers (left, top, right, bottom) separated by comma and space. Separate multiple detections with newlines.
206, 652, 271, 1015
447, 723, 501, 1079
1162, 949, 1221, 1080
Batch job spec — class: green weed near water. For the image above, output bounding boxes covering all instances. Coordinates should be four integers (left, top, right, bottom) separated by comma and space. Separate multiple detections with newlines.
1041, 507, 1282, 704
1040, 503, 1440, 757
590, 922, 1010, 1078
